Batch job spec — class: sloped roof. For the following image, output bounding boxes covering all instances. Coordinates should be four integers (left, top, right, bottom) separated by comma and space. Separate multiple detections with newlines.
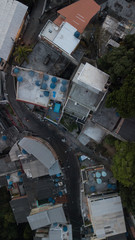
54, 0, 100, 33
0, 0, 28, 61
27, 204, 67, 230
18, 137, 56, 170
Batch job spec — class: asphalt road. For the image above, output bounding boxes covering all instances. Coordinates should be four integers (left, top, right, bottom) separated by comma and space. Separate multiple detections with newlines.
6, 68, 82, 239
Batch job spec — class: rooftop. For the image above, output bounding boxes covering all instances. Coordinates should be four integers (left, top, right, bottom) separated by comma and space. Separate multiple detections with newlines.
0, 0, 28, 61
64, 63, 109, 119
49, 223, 72, 240
27, 204, 67, 230
18, 137, 61, 175
88, 194, 126, 239
118, 118, 135, 141
54, 0, 100, 33
92, 95, 120, 131
22, 41, 76, 79
10, 196, 30, 224
13, 66, 69, 108
73, 63, 109, 93
39, 21, 80, 55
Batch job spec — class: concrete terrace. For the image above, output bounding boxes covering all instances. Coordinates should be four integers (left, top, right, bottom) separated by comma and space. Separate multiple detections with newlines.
12, 66, 69, 108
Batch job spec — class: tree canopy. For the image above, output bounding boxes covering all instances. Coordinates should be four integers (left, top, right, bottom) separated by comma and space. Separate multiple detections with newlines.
13, 45, 32, 64
97, 34, 135, 118
112, 141, 135, 187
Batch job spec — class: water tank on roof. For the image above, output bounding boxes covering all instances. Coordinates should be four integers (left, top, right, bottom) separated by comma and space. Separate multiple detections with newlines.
6, 175, 10, 180
29, 70, 34, 77
74, 31, 80, 38
63, 226, 68, 232
62, 79, 68, 85
53, 223, 58, 227
43, 74, 49, 81
58, 191, 63, 197
13, 67, 19, 74
50, 83, 56, 89
2, 135, 7, 141
44, 91, 49, 97
9, 181, 13, 185
18, 171, 22, 176
0, 58, 2, 63
51, 77, 57, 83
35, 80, 41, 86
22, 149, 28, 154
41, 82, 47, 90
17, 76, 23, 82
60, 85, 67, 92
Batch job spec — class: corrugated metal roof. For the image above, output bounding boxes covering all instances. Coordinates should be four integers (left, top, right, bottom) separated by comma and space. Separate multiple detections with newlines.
0, 0, 28, 61
10, 196, 30, 224
27, 205, 67, 230
18, 137, 56, 170
55, 0, 100, 33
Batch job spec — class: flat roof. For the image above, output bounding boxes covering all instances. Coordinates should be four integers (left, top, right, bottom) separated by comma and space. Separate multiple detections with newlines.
92, 95, 120, 131
0, 0, 28, 61
13, 66, 69, 108
88, 195, 126, 239
55, 0, 100, 33
39, 21, 80, 55
118, 118, 135, 141
49, 224, 72, 240
73, 63, 109, 93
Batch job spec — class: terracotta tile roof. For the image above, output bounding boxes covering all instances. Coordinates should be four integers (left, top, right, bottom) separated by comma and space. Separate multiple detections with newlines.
54, 15, 65, 26
55, 0, 100, 33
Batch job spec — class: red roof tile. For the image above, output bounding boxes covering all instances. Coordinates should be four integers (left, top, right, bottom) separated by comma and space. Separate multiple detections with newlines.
55, 0, 100, 33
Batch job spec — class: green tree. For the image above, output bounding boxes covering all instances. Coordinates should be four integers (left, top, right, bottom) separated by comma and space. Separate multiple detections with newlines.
112, 141, 135, 187
97, 34, 135, 117
13, 45, 32, 64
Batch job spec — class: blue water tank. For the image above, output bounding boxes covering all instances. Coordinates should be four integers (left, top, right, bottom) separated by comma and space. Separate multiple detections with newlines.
60, 85, 67, 92
63, 226, 68, 232
29, 70, 34, 77
22, 149, 28, 154
9, 181, 13, 185
53, 223, 58, 227
56, 173, 61, 177
58, 191, 63, 196
51, 77, 57, 83
18, 171, 22, 176
43, 74, 49, 81
19, 177, 23, 183
48, 197, 53, 202
6, 175, 10, 180
17, 76, 23, 82
13, 67, 20, 74
41, 82, 47, 90
50, 83, 56, 89
0, 58, 2, 63
62, 80, 68, 85
44, 91, 49, 97
52, 199, 55, 204
90, 186, 96, 193
35, 80, 41, 86
74, 31, 80, 38
2, 135, 7, 141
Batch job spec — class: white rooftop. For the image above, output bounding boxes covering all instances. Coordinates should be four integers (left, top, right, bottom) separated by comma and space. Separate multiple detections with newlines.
49, 224, 72, 240
0, 0, 28, 61
73, 63, 109, 93
39, 21, 80, 55
13, 66, 69, 108
88, 195, 126, 239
